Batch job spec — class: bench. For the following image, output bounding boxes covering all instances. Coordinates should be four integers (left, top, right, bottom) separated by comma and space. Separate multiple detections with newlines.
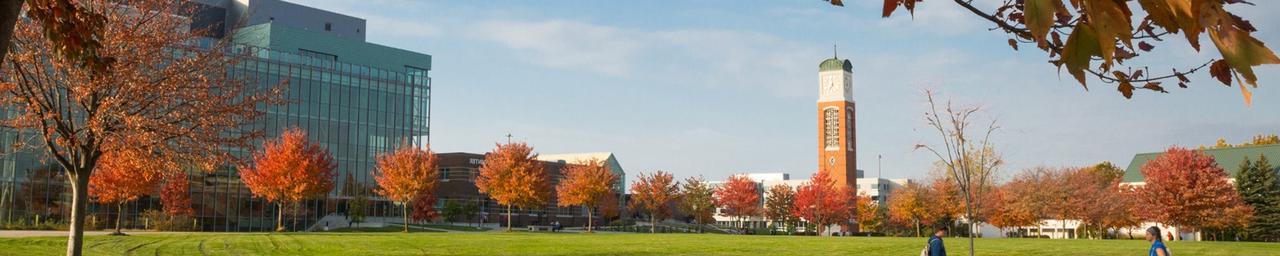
528, 225, 553, 231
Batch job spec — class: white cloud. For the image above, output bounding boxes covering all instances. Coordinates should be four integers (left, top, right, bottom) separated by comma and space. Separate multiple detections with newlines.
469, 20, 643, 76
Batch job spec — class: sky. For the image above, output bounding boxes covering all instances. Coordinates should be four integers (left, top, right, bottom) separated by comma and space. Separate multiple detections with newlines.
294, 0, 1280, 185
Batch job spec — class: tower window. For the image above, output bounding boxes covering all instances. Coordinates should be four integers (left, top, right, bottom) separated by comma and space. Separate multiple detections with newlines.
847, 110, 854, 150
325, 22, 332, 31
824, 108, 839, 150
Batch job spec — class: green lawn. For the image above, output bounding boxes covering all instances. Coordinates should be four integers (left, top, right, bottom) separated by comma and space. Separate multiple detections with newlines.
0, 232, 1276, 255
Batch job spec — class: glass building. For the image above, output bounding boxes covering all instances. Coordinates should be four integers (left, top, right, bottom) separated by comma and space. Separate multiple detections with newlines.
0, 0, 432, 231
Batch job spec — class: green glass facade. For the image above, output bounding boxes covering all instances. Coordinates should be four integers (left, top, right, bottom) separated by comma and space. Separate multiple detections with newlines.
0, 20, 432, 231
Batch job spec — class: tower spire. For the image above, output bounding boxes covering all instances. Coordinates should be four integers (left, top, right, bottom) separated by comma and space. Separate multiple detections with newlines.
833, 44, 838, 58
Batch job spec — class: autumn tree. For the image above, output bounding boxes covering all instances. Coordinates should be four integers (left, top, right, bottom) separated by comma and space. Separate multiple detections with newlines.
1005, 166, 1060, 237
678, 176, 716, 233
1135, 147, 1252, 237
715, 174, 760, 233
555, 158, 618, 233
792, 171, 854, 236
854, 193, 883, 233
410, 192, 438, 225
372, 143, 438, 233
1236, 156, 1280, 241
160, 172, 194, 217
240, 128, 337, 232
1204, 134, 1280, 149
827, 0, 1279, 103
629, 171, 678, 233
763, 184, 796, 234
2, 1, 278, 253
888, 182, 936, 237
88, 148, 167, 235
475, 142, 550, 232
914, 90, 999, 254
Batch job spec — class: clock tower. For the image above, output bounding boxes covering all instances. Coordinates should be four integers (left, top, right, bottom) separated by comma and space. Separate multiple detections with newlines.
817, 55, 856, 189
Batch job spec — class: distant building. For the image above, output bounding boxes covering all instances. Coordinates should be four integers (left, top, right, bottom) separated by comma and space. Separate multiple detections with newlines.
707, 171, 912, 234
433, 152, 626, 228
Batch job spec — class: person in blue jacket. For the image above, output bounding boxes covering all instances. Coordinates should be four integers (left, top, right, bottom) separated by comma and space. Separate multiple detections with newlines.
927, 226, 947, 256
1147, 226, 1169, 256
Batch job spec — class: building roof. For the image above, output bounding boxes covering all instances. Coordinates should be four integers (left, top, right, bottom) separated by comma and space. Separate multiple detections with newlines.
1122, 144, 1280, 182
819, 57, 852, 72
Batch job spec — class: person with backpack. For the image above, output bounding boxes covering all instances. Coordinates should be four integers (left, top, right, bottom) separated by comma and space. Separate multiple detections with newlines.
1147, 226, 1170, 256
922, 226, 947, 256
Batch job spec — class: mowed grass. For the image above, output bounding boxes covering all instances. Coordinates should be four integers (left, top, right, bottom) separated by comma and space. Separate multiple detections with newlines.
0, 232, 1277, 255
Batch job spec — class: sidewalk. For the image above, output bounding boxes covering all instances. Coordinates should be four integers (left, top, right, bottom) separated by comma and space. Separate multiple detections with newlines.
0, 230, 115, 238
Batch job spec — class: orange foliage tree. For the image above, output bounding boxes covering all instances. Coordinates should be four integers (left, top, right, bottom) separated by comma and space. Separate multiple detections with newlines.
475, 142, 550, 231
629, 171, 678, 233
555, 158, 618, 233
239, 128, 337, 232
854, 192, 883, 233
1135, 147, 1252, 236
763, 184, 796, 234
410, 192, 439, 225
373, 143, 439, 233
160, 172, 194, 217
888, 182, 937, 237
679, 176, 717, 233
830, 0, 1278, 103
88, 148, 167, 235
791, 171, 854, 236
714, 174, 760, 233
3, 1, 278, 253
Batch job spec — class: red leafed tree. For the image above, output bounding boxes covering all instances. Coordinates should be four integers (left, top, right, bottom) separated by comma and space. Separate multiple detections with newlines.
714, 174, 760, 233
4, 1, 278, 253
629, 171, 678, 233
240, 128, 337, 232
854, 192, 882, 233
475, 142, 550, 232
555, 158, 618, 233
160, 172, 194, 217
791, 170, 854, 236
373, 143, 439, 233
1136, 147, 1252, 236
888, 182, 937, 237
410, 192, 439, 224
89, 148, 167, 235
985, 183, 1035, 237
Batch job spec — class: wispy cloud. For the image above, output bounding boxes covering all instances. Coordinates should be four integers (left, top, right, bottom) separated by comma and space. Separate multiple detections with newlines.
469, 20, 643, 76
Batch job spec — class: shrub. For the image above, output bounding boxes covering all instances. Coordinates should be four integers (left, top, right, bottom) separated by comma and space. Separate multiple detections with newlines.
141, 210, 195, 231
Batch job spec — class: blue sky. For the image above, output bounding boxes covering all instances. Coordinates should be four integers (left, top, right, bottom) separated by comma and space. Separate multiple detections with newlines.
295, 0, 1279, 184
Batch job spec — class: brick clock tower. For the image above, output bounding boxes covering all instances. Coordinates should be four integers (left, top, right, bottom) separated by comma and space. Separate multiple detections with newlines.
817, 55, 856, 189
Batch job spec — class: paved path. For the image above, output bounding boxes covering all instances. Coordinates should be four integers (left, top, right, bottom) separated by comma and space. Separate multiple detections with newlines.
0, 230, 128, 238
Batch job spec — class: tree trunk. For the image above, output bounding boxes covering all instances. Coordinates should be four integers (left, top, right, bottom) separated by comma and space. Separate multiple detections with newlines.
650, 213, 656, 233
65, 171, 90, 256
276, 203, 285, 232
915, 220, 920, 237
402, 202, 410, 233
0, 0, 22, 64
505, 205, 512, 232
586, 208, 593, 233
115, 202, 124, 234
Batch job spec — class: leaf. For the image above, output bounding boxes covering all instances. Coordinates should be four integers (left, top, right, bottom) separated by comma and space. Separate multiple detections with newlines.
1138, 41, 1155, 52
1081, 0, 1134, 65
882, 0, 898, 17
1114, 71, 1134, 98
1137, 0, 1199, 50
1060, 24, 1102, 89
1208, 24, 1280, 87
1023, 0, 1063, 45
1209, 59, 1232, 86
1008, 39, 1019, 51
1143, 82, 1168, 93
1240, 82, 1253, 106
830, 0, 845, 7
1133, 69, 1144, 79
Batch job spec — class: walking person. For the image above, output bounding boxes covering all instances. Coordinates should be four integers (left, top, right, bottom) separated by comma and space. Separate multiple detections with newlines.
922, 226, 947, 256
1147, 226, 1170, 256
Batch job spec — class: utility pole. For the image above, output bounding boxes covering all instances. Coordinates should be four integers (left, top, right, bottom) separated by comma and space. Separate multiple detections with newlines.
505, 133, 513, 144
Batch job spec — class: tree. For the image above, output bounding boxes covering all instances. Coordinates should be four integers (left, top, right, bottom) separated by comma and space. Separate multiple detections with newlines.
160, 172, 194, 218
914, 90, 999, 255
1236, 156, 1280, 241
373, 143, 439, 233
410, 192, 438, 225
3, 1, 278, 253
1203, 134, 1280, 149
347, 193, 367, 228
679, 176, 716, 233
629, 171, 678, 233
854, 193, 883, 233
792, 171, 854, 236
1135, 147, 1252, 237
475, 142, 550, 232
555, 158, 618, 233
888, 182, 936, 237
88, 148, 166, 235
239, 128, 338, 232
763, 184, 796, 234
826, 0, 1278, 103
715, 174, 760, 233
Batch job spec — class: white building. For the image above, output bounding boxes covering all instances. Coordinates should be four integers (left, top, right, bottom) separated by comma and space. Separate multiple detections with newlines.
707, 171, 913, 234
